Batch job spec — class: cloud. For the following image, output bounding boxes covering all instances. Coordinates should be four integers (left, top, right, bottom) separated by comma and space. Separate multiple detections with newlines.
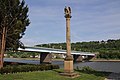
70, 0, 120, 42
21, 0, 120, 46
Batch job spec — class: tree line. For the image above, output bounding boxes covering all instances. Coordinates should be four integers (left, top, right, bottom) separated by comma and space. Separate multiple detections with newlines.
36, 39, 120, 59
5, 51, 39, 58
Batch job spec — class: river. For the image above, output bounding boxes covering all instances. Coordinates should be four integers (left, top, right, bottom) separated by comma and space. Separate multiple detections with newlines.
4, 58, 120, 73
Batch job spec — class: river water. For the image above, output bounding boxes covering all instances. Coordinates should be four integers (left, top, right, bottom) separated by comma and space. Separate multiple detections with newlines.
4, 58, 120, 73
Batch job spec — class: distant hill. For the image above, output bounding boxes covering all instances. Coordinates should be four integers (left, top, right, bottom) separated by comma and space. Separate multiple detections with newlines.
36, 39, 120, 52
36, 39, 120, 59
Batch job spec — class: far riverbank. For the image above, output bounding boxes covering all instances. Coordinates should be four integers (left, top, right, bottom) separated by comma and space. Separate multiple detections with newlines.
4, 57, 120, 62
4, 58, 64, 61
91, 59, 120, 62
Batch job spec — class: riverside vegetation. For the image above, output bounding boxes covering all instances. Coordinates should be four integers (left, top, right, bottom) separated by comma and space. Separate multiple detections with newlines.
0, 65, 110, 80
0, 64, 59, 74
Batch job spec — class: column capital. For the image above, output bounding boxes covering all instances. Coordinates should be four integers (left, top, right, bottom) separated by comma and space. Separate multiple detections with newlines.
64, 14, 72, 18
64, 55, 73, 61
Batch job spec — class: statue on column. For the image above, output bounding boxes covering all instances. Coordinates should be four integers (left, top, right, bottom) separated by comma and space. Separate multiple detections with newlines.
64, 6, 72, 18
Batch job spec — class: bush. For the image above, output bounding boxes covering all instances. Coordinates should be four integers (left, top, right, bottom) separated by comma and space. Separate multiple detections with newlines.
97, 50, 120, 59
0, 64, 59, 74
78, 66, 95, 72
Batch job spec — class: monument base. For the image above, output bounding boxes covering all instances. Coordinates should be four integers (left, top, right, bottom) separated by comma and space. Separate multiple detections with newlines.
60, 56, 79, 78
60, 72, 80, 78
64, 55, 73, 73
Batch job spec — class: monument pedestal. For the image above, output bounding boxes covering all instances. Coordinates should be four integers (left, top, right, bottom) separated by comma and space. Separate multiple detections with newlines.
60, 56, 79, 78
64, 56, 74, 73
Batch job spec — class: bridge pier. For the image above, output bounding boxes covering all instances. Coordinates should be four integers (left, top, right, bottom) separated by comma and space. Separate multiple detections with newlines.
73, 55, 83, 62
40, 53, 52, 64
84, 55, 95, 61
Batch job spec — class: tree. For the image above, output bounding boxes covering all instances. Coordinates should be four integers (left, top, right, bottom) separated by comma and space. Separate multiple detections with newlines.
0, 0, 30, 68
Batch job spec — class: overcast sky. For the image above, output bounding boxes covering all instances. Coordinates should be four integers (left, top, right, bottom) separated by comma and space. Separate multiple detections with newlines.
21, 0, 120, 46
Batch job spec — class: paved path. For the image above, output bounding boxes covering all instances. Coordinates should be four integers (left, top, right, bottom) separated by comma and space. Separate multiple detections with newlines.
105, 73, 120, 80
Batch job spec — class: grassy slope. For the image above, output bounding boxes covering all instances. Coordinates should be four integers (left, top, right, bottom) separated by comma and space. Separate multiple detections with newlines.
0, 70, 105, 80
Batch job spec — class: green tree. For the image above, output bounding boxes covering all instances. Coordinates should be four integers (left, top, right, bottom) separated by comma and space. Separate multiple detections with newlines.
0, 0, 30, 68
0, 0, 30, 50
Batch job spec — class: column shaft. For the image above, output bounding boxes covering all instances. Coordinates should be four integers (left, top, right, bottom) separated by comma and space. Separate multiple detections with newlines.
66, 18, 71, 56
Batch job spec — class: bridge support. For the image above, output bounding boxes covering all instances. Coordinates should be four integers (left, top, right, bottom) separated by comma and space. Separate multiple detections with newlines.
73, 55, 83, 62
40, 53, 52, 64
84, 55, 95, 61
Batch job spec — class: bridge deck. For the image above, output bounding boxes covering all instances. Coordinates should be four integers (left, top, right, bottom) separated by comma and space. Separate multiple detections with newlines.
18, 47, 95, 56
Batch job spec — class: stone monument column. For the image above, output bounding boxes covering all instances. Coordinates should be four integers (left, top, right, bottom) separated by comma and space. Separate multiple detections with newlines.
64, 6, 73, 73
60, 6, 79, 78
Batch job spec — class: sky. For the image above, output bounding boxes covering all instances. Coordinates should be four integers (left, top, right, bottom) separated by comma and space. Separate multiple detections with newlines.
21, 0, 120, 46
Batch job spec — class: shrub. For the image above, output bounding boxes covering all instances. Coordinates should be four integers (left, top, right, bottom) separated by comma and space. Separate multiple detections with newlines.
0, 64, 59, 74
80, 66, 95, 72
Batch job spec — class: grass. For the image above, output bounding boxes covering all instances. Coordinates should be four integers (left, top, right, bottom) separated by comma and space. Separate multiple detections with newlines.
0, 69, 108, 80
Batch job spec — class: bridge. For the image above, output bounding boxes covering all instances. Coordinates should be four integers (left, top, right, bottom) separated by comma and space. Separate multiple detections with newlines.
18, 47, 96, 63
